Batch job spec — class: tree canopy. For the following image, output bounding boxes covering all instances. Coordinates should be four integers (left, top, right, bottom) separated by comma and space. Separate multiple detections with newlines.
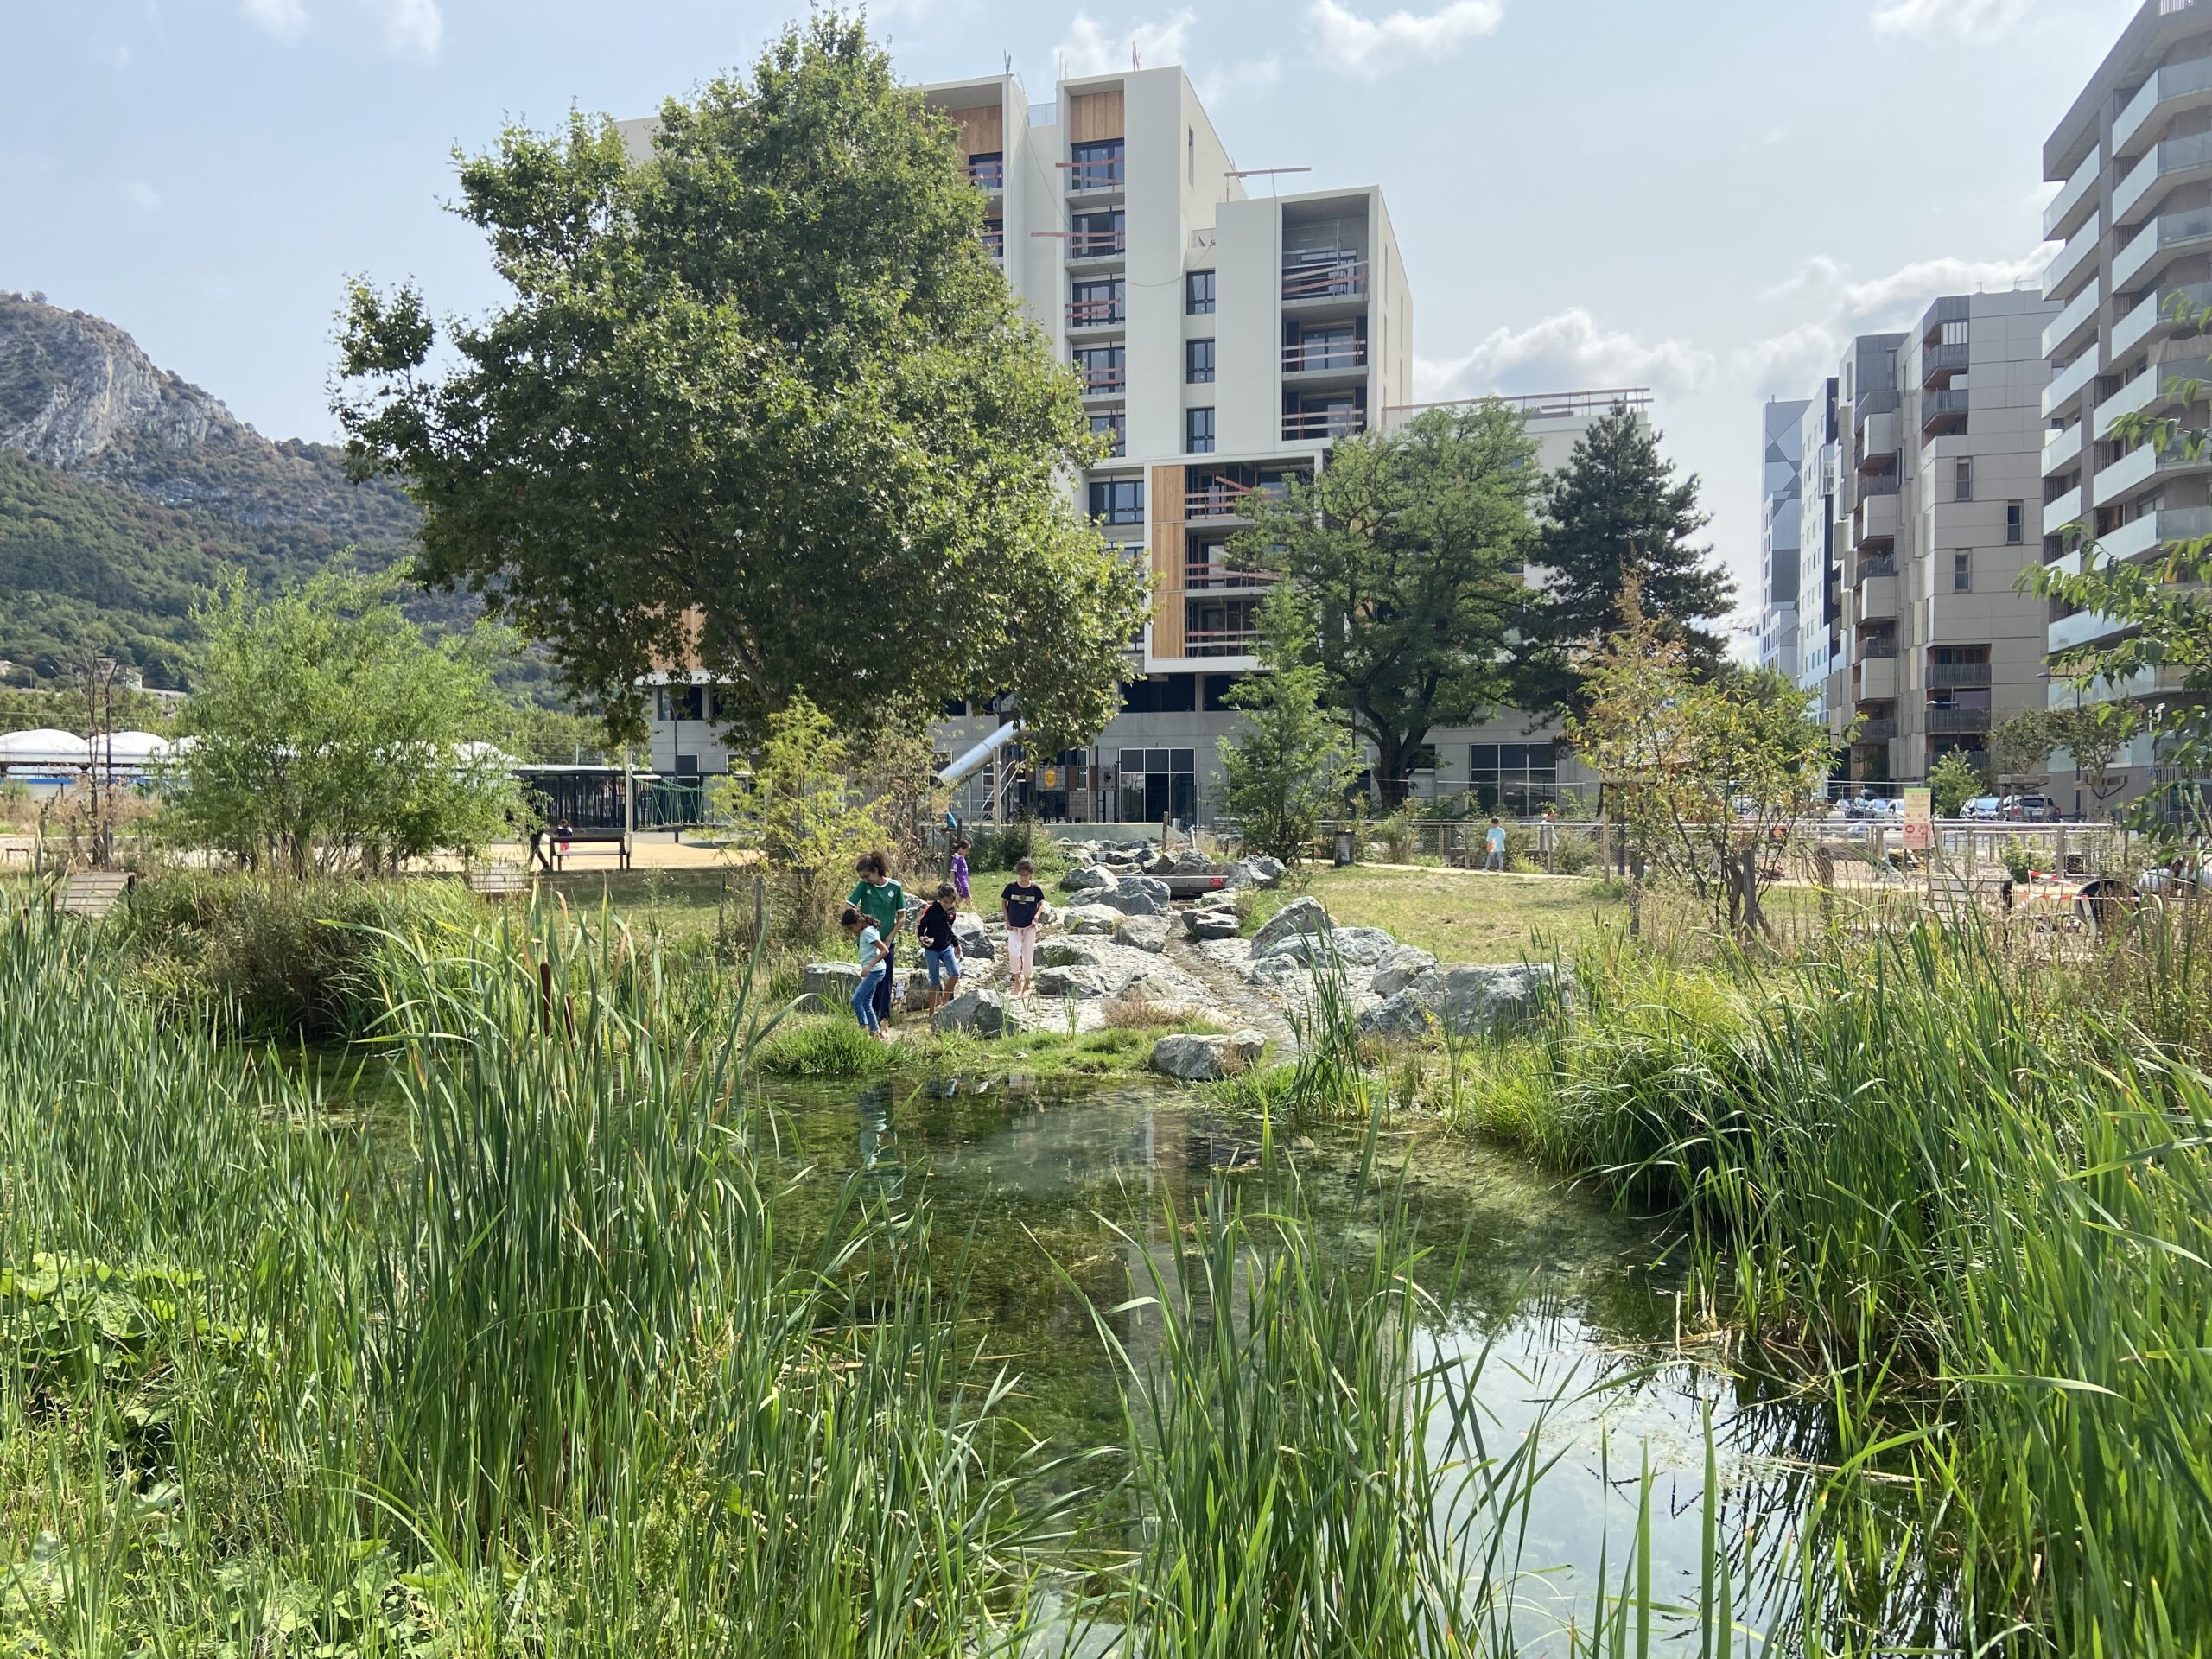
1234, 403, 1539, 803
1516, 404, 1733, 719
1218, 586, 1358, 864
336, 17, 1144, 753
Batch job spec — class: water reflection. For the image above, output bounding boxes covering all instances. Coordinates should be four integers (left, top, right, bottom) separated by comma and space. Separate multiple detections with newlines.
751, 1077, 1850, 1648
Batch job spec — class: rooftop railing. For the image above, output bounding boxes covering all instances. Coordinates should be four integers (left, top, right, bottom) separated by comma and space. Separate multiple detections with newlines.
1281, 255, 1366, 301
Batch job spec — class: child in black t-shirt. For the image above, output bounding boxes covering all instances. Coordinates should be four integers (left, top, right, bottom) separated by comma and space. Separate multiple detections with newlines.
1001, 858, 1046, 996
915, 882, 963, 1015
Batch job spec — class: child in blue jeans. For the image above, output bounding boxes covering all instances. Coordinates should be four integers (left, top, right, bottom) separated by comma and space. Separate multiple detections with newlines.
842, 906, 891, 1038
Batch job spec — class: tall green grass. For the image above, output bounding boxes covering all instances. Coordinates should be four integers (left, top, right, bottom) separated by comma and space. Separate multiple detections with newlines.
1452, 916, 2212, 1655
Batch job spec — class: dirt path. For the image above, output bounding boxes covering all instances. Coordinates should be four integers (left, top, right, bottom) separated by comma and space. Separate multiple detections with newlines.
1164, 923, 1300, 1057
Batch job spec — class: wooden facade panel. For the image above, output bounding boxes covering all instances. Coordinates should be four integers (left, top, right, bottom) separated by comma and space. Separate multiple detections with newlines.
1069, 90, 1124, 143
1150, 464, 1185, 659
950, 105, 1003, 156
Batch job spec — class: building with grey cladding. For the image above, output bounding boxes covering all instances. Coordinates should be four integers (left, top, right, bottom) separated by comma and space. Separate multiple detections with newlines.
1758, 397, 1808, 684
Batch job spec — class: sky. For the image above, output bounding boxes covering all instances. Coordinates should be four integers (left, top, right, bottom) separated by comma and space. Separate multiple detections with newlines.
0, 0, 2140, 644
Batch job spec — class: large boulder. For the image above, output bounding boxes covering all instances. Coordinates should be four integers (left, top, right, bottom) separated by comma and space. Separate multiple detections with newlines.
1221, 860, 1258, 890
1092, 883, 1168, 918
1249, 896, 1330, 956
1060, 865, 1116, 893
1259, 925, 1398, 969
1036, 937, 1106, 969
1250, 855, 1287, 886
1370, 944, 1440, 999
1170, 849, 1215, 875
1360, 964, 1576, 1039
1059, 904, 1124, 936
953, 913, 994, 960
1183, 907, 1242, 942
1035, 963, 1114, 1000
803, 962, 863, 1001
934, 988, 1009, 1038
1113, 913, 1171, 954
1149, 1029, 1268, 1082
1120, 874, 1172, 901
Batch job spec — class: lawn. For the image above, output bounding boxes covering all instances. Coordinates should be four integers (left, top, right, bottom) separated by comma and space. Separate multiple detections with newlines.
1252, 866, 1628, 963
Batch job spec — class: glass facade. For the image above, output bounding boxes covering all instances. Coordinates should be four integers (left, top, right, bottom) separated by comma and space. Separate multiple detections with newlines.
1118, 747, 1197, 823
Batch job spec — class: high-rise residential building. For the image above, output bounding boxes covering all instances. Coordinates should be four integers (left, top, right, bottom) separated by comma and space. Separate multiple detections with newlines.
1796, 381, 1842, 721
1758, 397, 1810, 683
1827, 292, 2056, 785
2039, 0, 2212, 813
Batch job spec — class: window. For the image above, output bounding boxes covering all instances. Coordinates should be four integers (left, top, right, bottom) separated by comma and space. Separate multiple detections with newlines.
1071, 209, 1124, 258
1289, 322, 1359, 371
1185, 270, 1217, 315
2005, 500, 2024, 544
1938, 319, 1968, 346
1202, 673, 1242, 712
1117, 746, 1198, 823
1070, 277, 1125, 327
1954, 456, 1974, 502
981, 219, 1003, 258
1090, 412, 1126, 457
1070, 137, 1124, 189
1953, 552, 1973, 593
1119, 678, 1198, 714
1185, 407, 1216, 454
1073, 344, 1125, 392
966, 151, 1004, 190
1088, 478, 1143, 524
1185, 339, 1216, 383
658, 684, 707, 722
1468, 742, 1560, 816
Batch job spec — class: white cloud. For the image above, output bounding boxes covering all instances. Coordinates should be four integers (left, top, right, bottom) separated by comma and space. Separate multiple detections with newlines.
240, 0, 307, 39
123, 179, 162, 213
1414, 308, 1716, 403
371, 0, 441, 56
1872, 0, 2031, 37
1055, 10, 1193, 77
1305, 0, 1503, 79
1196, 54, 1283, 105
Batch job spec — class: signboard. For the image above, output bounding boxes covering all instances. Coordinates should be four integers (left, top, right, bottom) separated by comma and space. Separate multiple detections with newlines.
1041, 767, 1061, 790
1902, 787, 1934, 852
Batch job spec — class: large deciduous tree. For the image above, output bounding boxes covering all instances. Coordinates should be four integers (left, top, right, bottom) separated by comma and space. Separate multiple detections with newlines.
1233, 403, 1538, 804
1516, 404, 1733, 719
336, 18, 1144, 753
1218, 586, 1358, 865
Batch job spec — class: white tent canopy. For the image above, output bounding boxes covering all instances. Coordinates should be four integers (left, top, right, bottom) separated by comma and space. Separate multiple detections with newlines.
0, 728, 91, 768
93, 730, 180, 766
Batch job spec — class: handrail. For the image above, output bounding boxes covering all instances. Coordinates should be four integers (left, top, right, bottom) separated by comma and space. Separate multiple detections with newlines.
1069, 230, 1126, 257
1078, 366, 1126, 393
1066, 297, 1126, 326
966, 157, 1005, 189
1283, 341, 1367, 372
1381, 388, 1653, 424
1281, 257, 1367, 301
1282, 410, 1367, 439
1184, 563, 1277, 588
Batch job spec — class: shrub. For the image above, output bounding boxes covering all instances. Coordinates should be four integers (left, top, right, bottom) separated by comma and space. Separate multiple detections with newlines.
752, 1016, 895, 1077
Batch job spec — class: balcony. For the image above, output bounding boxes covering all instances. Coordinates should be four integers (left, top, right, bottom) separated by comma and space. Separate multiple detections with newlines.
1929, 661, 1993, 690
2050, 607, 2126, 655
2113, 278, 2212, 358
1184, 560, 1276, 590
1923, 340, 1970, 385
2114, 53, 2212, 158
2099, 503, 2212, 563
1853, 551, 1897, 584
1922, 387, 1969, 438
2044, 422, 2084, 474
1282, 339, 1368, 377
2044, 218, 2101, 303
2044, 144, 2102, 242
2095, 435, 2212, 504
1858, 411, 1900, 460
1282, 409, 1368, 442
1927, 707, 1992, 735
1859, 632, 1900, 660
2042, 280, 2101, 361
1281, 254, 1367, 304
1065, 296, 1126, 330
2044, 485, 2085, 537
1077, 365, 1126, 396
1859, 657, 1898, 701
1066, 228, 1127, 261
981, 225, 1005, 260
1183, 628, 1260, 659
2113, 207, 2212, 290
2043, 347, 2101, 421
1857, 491, 1901, 549
966, 155, 1005, 192
1856, 717, 1900, 744
1859, 574, 1899, 623
2116, 128, 2212, 226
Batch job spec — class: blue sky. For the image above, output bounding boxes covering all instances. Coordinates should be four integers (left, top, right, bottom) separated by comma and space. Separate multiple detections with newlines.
0, 0, 2133, 634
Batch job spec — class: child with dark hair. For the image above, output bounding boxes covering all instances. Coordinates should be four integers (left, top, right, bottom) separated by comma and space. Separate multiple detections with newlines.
1001, 857, 1045, 997
950, 836, 971, 901
845, 850, 906, 1027
915, 882, 963, 1014
842, 906, 890, 1038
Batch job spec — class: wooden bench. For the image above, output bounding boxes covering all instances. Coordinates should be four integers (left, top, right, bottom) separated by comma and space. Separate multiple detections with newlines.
466, 865, 530, 899
540, 829, 631, 872
54, 871, 137, 920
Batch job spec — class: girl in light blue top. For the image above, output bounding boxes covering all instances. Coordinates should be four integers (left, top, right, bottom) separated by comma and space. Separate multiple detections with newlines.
842, 906, 891, 1037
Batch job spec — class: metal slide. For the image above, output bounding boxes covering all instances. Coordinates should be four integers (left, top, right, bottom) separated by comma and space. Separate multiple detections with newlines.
936, 721, 1022, 788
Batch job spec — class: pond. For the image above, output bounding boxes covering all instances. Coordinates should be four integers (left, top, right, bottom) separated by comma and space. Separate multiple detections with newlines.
744, 1073, 1832, 1646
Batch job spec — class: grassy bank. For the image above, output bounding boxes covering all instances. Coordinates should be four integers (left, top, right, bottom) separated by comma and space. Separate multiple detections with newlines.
1446, 910, 2212, 1653
1247, 864, 1630, 960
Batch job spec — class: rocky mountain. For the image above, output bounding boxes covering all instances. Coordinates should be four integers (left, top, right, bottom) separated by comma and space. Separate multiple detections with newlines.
0, 292, 506, 694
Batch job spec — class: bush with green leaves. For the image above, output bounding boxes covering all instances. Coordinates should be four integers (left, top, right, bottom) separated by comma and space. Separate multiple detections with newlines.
1927, 748, 1988, 818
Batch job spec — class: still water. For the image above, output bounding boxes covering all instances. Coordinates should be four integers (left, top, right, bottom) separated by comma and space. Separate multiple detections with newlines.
748, 1073, 1829, 1643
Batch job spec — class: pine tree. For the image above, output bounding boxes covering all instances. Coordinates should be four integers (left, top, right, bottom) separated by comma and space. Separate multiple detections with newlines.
1516, 404, 1733, 719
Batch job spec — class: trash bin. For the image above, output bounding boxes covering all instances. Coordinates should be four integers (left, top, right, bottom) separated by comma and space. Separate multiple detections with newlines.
1332, 830, 1355, 868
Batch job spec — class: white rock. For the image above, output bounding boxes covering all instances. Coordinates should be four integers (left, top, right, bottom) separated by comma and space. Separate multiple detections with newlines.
1060, 866, 1116, 893
1359, 964, 1576, 1039
1249, 896, 1330, 956
1037, 937, 1107, 969
1370, 944, 1440, 998
1149, 1029, 1268, 1082
1059, 904, 1123, 935
934, 988, 1009, 1037
1113, 913, 1171, 953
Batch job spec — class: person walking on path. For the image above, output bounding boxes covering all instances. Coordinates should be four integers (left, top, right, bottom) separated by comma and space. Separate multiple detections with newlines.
1001, 857, 1046, 997
846, 850, 908, 1028
842, 906, 892, 1039
950, 837, 971, 901
1483, 817, 1508, 873
915, 883, 963, 1016
1538, 806, 1559, 871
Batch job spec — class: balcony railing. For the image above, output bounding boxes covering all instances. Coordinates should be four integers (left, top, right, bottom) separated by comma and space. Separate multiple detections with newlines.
1281, 408, 1368, 440
1923, 340, 1970, 382
1281, 256, 1366, 302
1063, 158, 1125, 192
1283, 340, 1367, 372
1185, 562, 1277, 589
1855, 553, 1897, 582
1183, 629, 1261, 658
1856, 719, 1899, 744
1077, 365, 1126, 394
1927, 706, 1993, 734
1068, 228, 1126, 258
1859, 467, 1903, 498
1066, 296, 1126, 327
981, 227, 1005, 258
1923, 387, 1970, 435
1929, 662, 1993, 689
1860, 636, 1900, 659
966, 156, 1005, 190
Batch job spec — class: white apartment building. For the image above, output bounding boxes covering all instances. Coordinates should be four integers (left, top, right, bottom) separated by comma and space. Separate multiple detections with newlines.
1758, 397, 1810, 683
635, 65, 1625, 823
2039, 0, 2212, 811
1827, 292, 2056, 785
1796, 380, 1842, 722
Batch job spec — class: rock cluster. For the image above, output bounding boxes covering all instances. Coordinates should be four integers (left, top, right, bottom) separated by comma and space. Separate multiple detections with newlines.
1149, 1029, 1267, 1082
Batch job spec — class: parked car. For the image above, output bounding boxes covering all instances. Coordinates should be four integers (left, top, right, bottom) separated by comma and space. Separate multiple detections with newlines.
2003, 794, 2061, 823
1962, 797, 2003, 821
